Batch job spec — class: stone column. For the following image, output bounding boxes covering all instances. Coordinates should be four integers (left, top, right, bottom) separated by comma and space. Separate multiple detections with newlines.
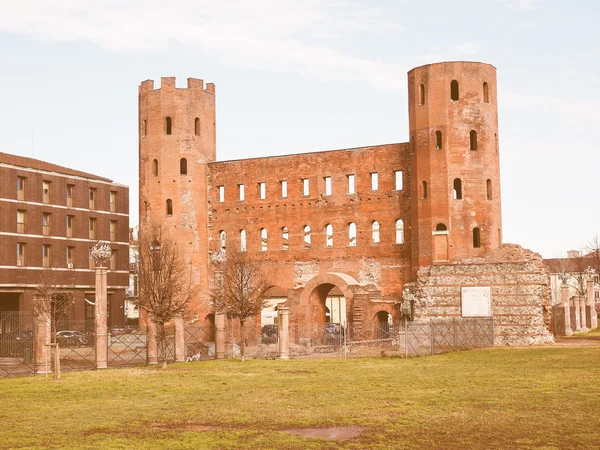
33, 314, 51, 374
561, 284, 572, 336
573, 296, 582, 332
215, 313, 226, 359
174, 316, 185, 362
146, 318, 158, 364
95, 266, 108, 369
587, 279, 598, 330
579, 295, 588, 333
278, 307, 290, 360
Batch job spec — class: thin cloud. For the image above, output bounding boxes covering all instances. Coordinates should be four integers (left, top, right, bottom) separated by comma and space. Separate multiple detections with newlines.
448, 42, 479, 57
497, 0, 546, 10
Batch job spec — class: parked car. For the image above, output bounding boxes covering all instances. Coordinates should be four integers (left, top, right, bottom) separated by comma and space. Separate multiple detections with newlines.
55, 330, 88, 347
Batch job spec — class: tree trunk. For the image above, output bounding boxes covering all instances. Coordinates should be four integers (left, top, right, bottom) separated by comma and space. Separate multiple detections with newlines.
158, 321, 167, 369
240, 319, 246, 363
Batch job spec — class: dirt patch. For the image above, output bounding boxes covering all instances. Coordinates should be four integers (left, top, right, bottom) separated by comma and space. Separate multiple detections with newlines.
284, 426, 363, 441
183, 424, 220, 432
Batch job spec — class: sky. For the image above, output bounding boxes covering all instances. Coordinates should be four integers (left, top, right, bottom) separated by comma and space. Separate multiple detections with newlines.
0, 0, 598, 258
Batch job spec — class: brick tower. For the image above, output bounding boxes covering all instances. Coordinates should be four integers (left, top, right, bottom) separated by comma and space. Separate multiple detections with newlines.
408, 62, 502, 271
138, 77, 216, 311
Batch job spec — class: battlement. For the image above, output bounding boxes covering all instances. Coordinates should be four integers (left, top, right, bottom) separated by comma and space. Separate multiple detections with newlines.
138, 77, 215, 94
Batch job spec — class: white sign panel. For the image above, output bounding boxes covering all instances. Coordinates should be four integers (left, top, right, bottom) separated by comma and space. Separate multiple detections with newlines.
461, 287, 492, 317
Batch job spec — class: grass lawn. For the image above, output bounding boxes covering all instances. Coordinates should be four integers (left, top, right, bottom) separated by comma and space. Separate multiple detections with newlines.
1, 346, 599, 449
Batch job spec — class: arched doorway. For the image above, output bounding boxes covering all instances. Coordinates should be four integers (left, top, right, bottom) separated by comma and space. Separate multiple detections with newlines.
203, 313, 216, 342
260, 286, 287, 343
374, 311, 392, 339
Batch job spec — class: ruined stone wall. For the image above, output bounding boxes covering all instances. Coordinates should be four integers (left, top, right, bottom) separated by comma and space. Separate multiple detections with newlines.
412, 244, 554, 345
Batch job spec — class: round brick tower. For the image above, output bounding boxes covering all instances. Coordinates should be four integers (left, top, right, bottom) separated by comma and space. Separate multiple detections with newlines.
408, 61, 502, 270
138, 77, 216, 312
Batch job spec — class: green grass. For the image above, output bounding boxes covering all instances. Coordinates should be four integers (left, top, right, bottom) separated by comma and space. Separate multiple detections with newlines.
2, 346, 600, 449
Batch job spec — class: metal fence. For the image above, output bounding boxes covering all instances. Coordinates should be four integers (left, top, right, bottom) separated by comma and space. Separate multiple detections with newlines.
0, 311, 35, 378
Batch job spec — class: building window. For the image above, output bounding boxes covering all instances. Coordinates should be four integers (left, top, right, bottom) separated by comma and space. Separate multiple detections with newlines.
240, 229, 247, 252
66, 215, 74, 238
89, 188, 96, 209
483, 82, 489, 103
280, 180, 288, 198
166, 199, 173, 216
42, 212, 51, 236
371, 172, 378, 191
219, 230, 226, 252
395, 219, 404, 244
42, 181, 51, 204
110, 220, 117, 241
486, 179, 493, 200
394, 171, 403, 191
142, 120, 147, 138
303, 225, 311, 248
109, 191, 116, 212
180, 158, 187, 175
473, 227, 481, 248
89, 218, 97, 239
450, 80, 459, 101
495, 133, 499, 154
453, 178, 463, 200
260, 228, 268, 252
347, 174, 355, 194
372, 221, 380, 244
282, 227, 289, 251
17, 176, 26, 201
42, 244, 50, 268
436, 223, 448, 232
418, 83, 425, 105
66, 246, 74, 268
219, 186, 225, 202
153, 159, 158, 177
165, 116, 172, 135
110, 251, 116, 270
259, 182, 266, 200
302, 178, 310, 196
436, 131, 443, 150
67, 184, 74, 207
348, 222, 357, 247
238, 184, 245, 201
194, 117, 200, 135
422, 181, 428, 199
324, 177, 332, 196
17, 210, 25, 233
325, 224, 333, 247
470, 130, 478, 151
16, 243, 25, 267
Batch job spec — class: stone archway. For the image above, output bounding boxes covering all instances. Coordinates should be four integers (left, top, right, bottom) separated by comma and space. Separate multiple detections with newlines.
299, 273, 359, 324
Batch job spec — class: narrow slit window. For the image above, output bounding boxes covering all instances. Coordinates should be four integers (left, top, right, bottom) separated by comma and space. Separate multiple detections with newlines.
450, 80, 459, 101
483, 82, 489, 103
280, 180, 288, 198
418, 84, 425, 105
372, 221, 380, 244
142, 120, 147, 138
239, 184, 245, 201
495, 133, 498, 154
324, 177, 332, 196
486, 179, 493, 200
282, 227, 289, 251
219, 231, 226, 251
347, 175, 355, 194
180, 158, 187, 175
166, 199, 173, 216
473, 227, 481, 248
165, 116, 172, 135
218, 186, 224, 202
422, 181, 428, 199
394, 171, 403, 190
348, 223, 357, 247
470, 130, 478, 151
260, 228, 268, 252
259, 182, 266, 200
303, 225, 311, 248
371, 172, 378, 191
453, 178, 463, 200
436, 130, 443, 150
325, 224, 333, 247
395, 219, 404, 244
240, 230, 247, 252
302, 178, 310, 196
153, 159, 158, 177
194, 117, 200, 135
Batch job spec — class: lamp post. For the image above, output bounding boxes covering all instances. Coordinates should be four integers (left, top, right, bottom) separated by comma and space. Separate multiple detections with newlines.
91, 241, 112, 369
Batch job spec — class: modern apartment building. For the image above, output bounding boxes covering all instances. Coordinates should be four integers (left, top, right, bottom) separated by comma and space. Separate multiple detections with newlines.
0, 152, 129, 328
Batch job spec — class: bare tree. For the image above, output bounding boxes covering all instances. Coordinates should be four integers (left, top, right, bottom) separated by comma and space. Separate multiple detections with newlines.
137, 222, 194, 368
209, 249, 269, 362
33, 269, 74, 341
586, 234, 600, 277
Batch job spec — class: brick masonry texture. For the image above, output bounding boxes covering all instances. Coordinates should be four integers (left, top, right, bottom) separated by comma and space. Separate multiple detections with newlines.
139, 61, 554, 344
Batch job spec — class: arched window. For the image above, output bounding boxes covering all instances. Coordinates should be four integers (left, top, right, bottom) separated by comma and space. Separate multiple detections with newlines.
219, 230, 226, 251
142, 120, 147, 138
473, 227, 481, 248
435, 223, 447, 232
325, 224, 333, 247
422, 181, 428, 199
282, 227, 289, 251
483, 82, 489, 103
165, 116, 172, 135
240, 230, 247, 252
418, 84, 425, 105
486, 179, 492, 200
453, 178, 463, 200
395, 219, 404, 244
470, 130, 478, 151
194, 117, 200, 135
152, 159, 158, 177
303, 225, 311, 248
180, 158, 187, 175
348, 223, 357, 247
372, 221, 380, 244
435, 130, 443, 150
260, 228, 268, 252
166, 199, 173, 216
450, 80, 459, 101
